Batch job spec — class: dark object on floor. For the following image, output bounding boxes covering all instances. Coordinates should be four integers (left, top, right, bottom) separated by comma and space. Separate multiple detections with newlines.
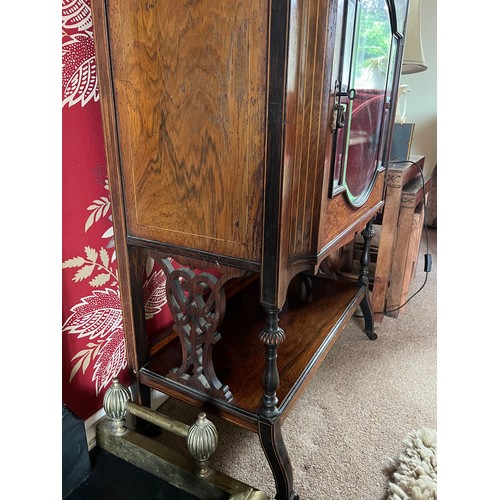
62, 405, 91, 498
66, 446, 198, 500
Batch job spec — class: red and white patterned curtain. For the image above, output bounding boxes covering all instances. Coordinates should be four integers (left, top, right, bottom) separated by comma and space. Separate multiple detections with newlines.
62, 0, 171, 420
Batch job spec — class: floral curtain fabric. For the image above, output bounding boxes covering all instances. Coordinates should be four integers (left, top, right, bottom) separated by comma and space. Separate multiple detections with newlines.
62, 0, 170, 419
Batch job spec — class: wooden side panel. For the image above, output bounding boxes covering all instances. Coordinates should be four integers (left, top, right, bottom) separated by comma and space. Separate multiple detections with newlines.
285, 0, 335, 259
106, 0, 268, 261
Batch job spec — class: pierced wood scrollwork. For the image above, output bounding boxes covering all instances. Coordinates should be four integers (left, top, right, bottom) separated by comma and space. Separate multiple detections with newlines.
155, 256, 234, 402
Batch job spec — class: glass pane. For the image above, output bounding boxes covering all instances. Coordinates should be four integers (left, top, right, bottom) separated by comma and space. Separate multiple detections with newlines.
330, 0, 356, 191
342, 0, 393, 205
393, 0, 409, 36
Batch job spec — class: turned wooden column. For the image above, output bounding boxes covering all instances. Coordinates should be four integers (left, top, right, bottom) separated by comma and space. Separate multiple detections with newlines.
258, 307, 299, 500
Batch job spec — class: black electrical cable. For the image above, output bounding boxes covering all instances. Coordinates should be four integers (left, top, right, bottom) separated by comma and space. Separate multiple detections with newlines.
355, 159, 433, 317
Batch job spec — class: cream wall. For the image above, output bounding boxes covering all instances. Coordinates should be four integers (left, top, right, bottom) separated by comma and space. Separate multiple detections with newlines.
399, 0, 437, 177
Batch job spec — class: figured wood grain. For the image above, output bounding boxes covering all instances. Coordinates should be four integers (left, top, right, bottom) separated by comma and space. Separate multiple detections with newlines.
106, 0, 268, 261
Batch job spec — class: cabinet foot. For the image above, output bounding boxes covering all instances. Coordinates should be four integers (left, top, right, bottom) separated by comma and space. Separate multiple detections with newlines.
258, 419, 299, 500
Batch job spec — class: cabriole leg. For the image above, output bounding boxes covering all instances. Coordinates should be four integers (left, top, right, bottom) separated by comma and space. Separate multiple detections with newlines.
258, 419, 299, 500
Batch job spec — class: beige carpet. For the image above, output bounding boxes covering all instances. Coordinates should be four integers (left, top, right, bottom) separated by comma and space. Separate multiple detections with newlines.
157, 228, 437, 500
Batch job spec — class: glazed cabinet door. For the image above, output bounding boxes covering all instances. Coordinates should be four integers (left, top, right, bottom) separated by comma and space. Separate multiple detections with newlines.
96, 0, 269, 263
329, 0, 406, 205
319, 0, 408, 254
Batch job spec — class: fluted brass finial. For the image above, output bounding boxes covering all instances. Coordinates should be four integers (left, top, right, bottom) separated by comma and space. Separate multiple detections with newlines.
186, 412, 218, 477
102, 377, 131, 435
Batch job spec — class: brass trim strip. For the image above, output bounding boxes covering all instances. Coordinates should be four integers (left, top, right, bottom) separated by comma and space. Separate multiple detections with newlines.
125, 401, 189, 438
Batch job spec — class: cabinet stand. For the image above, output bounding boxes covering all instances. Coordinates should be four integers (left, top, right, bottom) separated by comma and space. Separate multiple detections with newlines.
116, 220, 377, 499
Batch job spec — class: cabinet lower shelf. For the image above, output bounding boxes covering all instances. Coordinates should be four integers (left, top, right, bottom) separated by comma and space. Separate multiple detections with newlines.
140, 274, 366, 432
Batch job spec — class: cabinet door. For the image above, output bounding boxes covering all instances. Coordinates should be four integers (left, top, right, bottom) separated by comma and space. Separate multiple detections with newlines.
329, 0, 403, 207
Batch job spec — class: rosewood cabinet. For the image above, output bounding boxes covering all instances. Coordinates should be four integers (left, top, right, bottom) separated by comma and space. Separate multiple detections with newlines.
91, 0, 409, 498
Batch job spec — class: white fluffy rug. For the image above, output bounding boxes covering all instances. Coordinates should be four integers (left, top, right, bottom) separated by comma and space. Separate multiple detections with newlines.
387, 428, 437, 499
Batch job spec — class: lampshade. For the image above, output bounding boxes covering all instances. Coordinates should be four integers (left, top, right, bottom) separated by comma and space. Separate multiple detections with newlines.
402, 0, 427, 74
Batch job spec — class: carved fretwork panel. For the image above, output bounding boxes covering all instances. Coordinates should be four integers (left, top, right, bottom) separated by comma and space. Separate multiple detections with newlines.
154, 256, 233, 402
